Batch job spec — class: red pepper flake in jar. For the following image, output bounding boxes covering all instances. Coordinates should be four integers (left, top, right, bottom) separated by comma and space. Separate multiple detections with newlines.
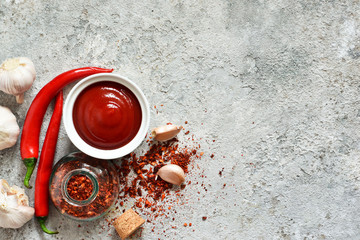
50, 152, 119, 221
67, 174, 94, 201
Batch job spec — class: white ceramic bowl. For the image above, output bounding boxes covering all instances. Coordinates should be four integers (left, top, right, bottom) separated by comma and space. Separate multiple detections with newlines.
63, 73, 150, 159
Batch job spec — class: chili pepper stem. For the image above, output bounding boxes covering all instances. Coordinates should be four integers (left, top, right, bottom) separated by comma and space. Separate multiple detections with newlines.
37, 216, 58, 234
23, 157, 37, 188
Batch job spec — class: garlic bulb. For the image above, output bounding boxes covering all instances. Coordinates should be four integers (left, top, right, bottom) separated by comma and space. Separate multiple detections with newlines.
151, 125, 183, 141
0, 179, 34, 229
0, 106, 20, 150
157, 164, 185, 185
0, 57, 36, 103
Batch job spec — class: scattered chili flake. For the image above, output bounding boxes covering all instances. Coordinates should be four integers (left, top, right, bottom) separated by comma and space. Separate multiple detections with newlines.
113, 138, 200, 227
184, 223, 188, 227
145, 200, 152, 208
137, 188, 142, 196
185, 131, 190, 135
210, 154, 214, 158
202, 216, 207, 221
189, 223, 192, 227
185, 121, 188, 124
219, 168, 224, 177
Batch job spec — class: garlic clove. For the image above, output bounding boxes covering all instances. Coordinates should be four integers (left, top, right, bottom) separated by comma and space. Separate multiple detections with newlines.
15, 95, 24, 104
10, 186, 29, 206
0, 205, 34, 229
6, 195, 18, 208
0, 106, 20, 150
151, 125, 183, 141
157, 164, 185, 185
0, 57, 36, 104
0, 179, 11, 194
0, 179, 34, 229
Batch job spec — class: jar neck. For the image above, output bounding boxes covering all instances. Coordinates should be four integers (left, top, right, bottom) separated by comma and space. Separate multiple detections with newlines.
61, 170, 99, 205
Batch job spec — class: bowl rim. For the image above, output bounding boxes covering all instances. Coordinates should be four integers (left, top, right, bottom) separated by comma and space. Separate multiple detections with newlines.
63, 73, 150, 159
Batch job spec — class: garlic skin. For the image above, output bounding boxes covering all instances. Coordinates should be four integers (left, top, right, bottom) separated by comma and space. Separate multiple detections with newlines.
157, 164, 185, 185
0, 57, 36, 104
0, 179, 34, 229
151, 125, 183, 141
0, 106, 20, 150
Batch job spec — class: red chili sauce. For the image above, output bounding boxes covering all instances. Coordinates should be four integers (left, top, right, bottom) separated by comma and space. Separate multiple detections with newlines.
73, 81, 142, 150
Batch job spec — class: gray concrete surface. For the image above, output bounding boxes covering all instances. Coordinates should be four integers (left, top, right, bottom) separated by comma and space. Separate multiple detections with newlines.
1, 0, 360, 239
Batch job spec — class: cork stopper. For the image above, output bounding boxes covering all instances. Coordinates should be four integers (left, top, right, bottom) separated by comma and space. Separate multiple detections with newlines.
113, 209, 145, 239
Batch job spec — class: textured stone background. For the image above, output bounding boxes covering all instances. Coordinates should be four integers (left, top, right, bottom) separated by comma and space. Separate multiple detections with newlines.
1, 0, 360, 239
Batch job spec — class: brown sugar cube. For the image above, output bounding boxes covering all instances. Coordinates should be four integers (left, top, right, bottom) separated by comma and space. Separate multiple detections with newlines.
113, 208, 145, 239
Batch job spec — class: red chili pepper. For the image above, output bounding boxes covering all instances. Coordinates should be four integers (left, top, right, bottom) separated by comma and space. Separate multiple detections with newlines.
35, 91, 63, 234
21, 67, 113, 188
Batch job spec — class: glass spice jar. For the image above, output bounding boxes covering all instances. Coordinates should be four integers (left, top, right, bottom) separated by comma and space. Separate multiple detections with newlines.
49, 152, 119, 221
